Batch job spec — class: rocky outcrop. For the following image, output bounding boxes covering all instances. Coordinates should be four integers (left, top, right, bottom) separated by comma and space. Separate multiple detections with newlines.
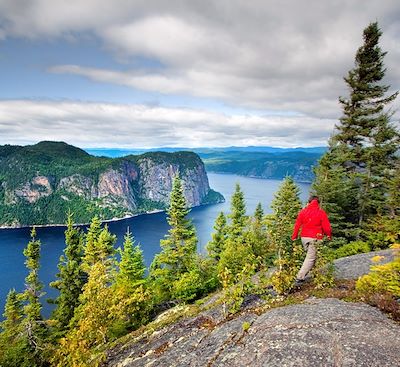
106, 297, 400, 367
13, 176, 53, 203
105, 250, 400, 367
97, 161, 139, 211
137, 157, 210, 207
59, 174, 96, 200
333, 249, 395, 280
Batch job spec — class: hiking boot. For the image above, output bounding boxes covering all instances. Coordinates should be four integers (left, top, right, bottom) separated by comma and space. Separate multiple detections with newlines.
293, 279, 305, 288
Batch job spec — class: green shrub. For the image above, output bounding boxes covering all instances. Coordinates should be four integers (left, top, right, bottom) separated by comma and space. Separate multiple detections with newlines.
333, 241, 371, 259
172, 269, 203, 302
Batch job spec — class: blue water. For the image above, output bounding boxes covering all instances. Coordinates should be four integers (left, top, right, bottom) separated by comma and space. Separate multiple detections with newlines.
0, 173, 310, 318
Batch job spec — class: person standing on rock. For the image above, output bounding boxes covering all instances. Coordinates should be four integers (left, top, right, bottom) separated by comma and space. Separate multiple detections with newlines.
291, 195, 332, 287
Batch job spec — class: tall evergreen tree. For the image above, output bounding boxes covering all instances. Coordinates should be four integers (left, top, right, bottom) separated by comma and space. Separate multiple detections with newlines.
206, 211, 228, 262
117, 229, 146, 284
0, 289, 27, 367
218, 183, 255, 279
83, 217, 116, 269
21, 228, 47, 360
50, 213, 85, 330
229, 183, 247, 236
55, 221, 117, 367
314, 22, 399, 238
248, 203, 269, 265
149, 176, 199, 302
267, 177, 303, 293
111, 230, 149, 333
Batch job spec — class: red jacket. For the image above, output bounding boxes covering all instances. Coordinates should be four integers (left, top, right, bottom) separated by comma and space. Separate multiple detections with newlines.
291, 199, 332, 240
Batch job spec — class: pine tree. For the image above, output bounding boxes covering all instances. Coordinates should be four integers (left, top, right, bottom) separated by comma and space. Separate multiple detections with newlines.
248, 203, 269, 266
54, 222, 118, 367
50, 213, 85, 330
267, 177, 303, 293
229, 183, 247, 236
117, 229, 146, 284
206, 211, 228, 261
0, 289, 28, 367
83, 217, 116, 269
54, 262, 116, 367
314, 22, 399, 238
112, 230, 149, 333
218, 183, 255, 280
149, 176, 200, 302
21, 228, 48, 363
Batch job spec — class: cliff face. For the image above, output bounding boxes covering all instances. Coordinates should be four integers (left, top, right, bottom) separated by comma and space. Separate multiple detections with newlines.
137, 156, 210, 207
0, 142, 224, 227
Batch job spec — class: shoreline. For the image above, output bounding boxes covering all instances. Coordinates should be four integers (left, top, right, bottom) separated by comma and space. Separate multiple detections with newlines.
0, 209, 165, 230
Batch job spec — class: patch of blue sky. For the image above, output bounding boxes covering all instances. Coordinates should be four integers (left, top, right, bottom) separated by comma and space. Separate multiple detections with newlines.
0, 36, 164, 102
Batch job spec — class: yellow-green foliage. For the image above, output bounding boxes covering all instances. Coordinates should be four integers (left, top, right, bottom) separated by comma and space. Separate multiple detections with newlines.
219, 263, 255, 316
53, 262, 115, 367
356, 244, 400, 298
242, 321, 251, 332
171, 268, 203, 302
364, 214, 400, 250
218, 236, 255, 279
312, 240, 335, 289
270, 241, 303, 294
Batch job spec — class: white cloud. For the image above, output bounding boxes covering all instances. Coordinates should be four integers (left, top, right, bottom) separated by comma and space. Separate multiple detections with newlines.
0, 0, 399, 143
0, 100, 335, 148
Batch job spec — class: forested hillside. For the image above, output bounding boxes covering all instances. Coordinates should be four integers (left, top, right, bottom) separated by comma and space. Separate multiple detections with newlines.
0, 141, 223, 227
87, 147, 326, 183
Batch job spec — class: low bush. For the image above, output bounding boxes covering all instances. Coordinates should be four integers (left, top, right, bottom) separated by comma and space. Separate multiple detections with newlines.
333, 241, 371, 259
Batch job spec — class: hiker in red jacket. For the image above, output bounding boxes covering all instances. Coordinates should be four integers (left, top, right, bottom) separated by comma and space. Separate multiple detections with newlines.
291, 195, 332, 287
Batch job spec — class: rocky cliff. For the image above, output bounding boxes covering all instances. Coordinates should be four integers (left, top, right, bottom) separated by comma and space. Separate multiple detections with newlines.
0, 142, 224, 227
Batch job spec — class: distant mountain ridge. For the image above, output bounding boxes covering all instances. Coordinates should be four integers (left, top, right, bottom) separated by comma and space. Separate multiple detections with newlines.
86, 146, 326, 182
86, 146, 327, 157
0, 141, 223, 227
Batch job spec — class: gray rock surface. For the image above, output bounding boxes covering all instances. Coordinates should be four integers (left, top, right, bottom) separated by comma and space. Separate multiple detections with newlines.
106, 298, 400, 367
106, 250, 400, 367
334, 249, 396, 280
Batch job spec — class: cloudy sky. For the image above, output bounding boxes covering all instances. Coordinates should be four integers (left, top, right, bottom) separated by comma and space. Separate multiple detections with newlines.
0, 0, 399, 148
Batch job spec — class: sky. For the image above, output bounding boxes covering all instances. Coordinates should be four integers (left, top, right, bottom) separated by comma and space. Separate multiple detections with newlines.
0, 0, 399, 149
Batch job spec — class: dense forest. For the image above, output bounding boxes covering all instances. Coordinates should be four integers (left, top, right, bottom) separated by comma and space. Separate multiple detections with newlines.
0, 22, 399, 366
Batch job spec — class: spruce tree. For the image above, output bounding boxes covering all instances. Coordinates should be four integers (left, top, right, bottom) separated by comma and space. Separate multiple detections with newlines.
249, 203, 269, 266
117, 229, 146, 284
218, 183, 255, 279
21, 228, 48, 361
50, 213, 85, 330
206, 211, 228, 261
55, 221, 117, 366
149, 176, 199, 302
83, 217, 116, 268
0, 289, 27, 367
112, 230, 149, 333
229, 183, 247, 236
267, 177, 303, 293
314, 22, 399, 238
